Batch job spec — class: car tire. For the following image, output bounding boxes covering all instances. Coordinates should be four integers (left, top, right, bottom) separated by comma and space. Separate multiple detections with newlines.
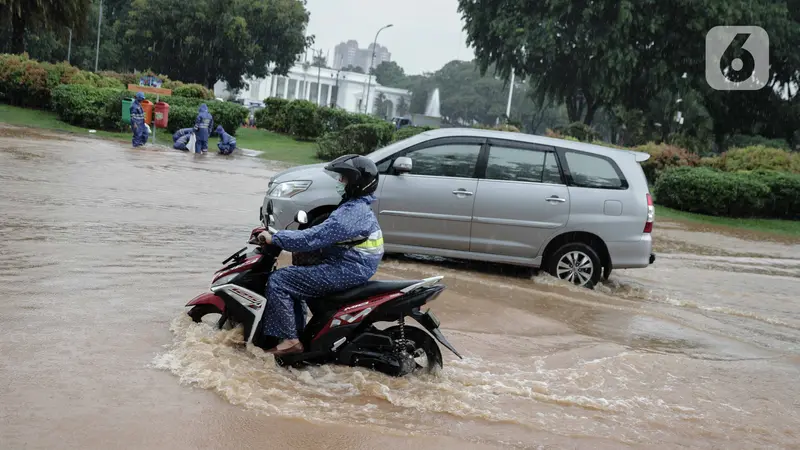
547, 242, 602, 289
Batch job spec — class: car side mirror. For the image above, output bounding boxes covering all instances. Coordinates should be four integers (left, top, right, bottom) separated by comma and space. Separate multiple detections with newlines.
294, 210, 308, 225
394, 156, 412, 174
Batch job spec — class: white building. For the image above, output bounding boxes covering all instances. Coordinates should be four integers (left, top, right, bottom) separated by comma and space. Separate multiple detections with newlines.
214, 63, 411, 118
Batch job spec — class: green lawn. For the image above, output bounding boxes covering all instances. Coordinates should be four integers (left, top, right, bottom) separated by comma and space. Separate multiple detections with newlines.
235, 127, 319, 165
0, 103, 319, 164
656, 205, 800, 239
0, 103, 130, 141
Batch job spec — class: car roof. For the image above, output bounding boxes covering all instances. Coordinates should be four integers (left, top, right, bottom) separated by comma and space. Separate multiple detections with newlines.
417, 127, 650, 161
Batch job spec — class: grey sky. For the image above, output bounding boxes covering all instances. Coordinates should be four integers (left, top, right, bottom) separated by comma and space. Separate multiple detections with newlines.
303, 0, 474, 75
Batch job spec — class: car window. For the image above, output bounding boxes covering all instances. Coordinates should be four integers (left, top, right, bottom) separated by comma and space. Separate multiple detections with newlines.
376, 159, 392, 173
543, 152, 563, 184
405, 143, 482, 178
485, 146, 546, 182
564, 151, 625, 189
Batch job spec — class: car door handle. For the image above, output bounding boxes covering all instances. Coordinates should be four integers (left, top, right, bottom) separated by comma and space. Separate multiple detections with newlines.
452, 189, 474, 196
545, 196, 566, 203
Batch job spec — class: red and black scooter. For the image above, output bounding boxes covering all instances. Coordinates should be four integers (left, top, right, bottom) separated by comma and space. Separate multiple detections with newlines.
185, 211, 462, 376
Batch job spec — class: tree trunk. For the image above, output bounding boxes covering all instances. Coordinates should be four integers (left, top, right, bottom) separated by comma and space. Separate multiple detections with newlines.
583, 102, 600, 126
11, 13, 26, 54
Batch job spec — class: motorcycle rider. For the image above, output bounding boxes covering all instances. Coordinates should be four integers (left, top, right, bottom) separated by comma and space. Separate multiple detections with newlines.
257, 155, 384, 355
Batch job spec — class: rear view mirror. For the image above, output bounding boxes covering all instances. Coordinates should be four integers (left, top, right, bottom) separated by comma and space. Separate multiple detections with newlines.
394, 157, 413, 173
295, 210, 308, 225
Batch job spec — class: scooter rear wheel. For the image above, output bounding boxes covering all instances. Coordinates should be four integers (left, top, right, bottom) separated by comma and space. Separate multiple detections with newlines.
383, 325, 443, 375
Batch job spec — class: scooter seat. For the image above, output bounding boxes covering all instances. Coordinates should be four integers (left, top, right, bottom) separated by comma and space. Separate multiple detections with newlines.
325, 280, 422, 305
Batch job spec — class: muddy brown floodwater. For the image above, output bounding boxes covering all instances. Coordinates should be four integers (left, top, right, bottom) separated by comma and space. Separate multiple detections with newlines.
1, 125, 799, 449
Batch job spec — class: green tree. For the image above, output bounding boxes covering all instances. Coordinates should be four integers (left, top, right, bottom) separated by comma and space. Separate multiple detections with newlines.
311, 53, 327, 68
372, 61, 405, 87
396, 96, 410, 116
343, 64, 364, 73
122, 0, 312, 89
1, 0, 91, 54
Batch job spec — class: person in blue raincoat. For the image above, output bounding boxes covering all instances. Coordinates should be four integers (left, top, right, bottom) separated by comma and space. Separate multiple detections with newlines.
215, 125, 237, 155
193, 104, 213, 153
130, 92, 149, 147
256, 155, 383, 355
172, 128, 194, 151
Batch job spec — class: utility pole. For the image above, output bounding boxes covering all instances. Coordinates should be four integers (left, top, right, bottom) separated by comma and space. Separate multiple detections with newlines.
315, 49, 323, 106
333, 55, 344, 108
94, 0, 103, 72
505, 71, 515, 119
364, 24, 393, 114
67, 28, 72, 63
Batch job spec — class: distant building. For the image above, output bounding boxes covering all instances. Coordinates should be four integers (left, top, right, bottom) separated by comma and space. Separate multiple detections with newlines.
214, 63, 410, 118
333, 40, 391, 72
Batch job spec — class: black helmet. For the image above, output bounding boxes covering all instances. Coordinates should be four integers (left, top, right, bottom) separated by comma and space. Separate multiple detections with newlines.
324, 154, 379, 199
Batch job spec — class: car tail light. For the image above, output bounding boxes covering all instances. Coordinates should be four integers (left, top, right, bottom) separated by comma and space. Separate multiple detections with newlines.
643, 193, 654, 233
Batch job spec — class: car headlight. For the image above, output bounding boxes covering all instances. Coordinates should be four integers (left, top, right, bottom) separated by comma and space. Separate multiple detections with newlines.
267, 180, 312, 198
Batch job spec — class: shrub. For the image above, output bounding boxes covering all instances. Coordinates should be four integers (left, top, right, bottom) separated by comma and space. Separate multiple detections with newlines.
392, 126, 434, 142
172, 83, 214, 99
51, 84, 128, 131
317, 106, 352, 133
545, 128, 580, 142
160, 101, 247, 135
725, 134, 790, 151
284, 100, 322, 140
748, 170, 800, 219
473, 123, 521, 132
206, 101, 248, 136
553, 122, 600, 142
635, 142, 700, 185
652, 166, 794, 218
717, 145, 799, 173
255, 98, 290, 133
163, 106, 197, 134
317, 122, 395, 161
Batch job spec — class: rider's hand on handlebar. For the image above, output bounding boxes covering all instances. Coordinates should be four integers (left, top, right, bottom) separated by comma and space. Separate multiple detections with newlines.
257, 231, 273, 245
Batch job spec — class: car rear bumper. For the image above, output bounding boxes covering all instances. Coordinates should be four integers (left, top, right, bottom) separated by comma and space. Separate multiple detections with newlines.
606, 235, 653, 269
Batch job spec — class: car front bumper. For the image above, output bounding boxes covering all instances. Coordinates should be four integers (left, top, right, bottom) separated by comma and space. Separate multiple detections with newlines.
262, 196, 309, 230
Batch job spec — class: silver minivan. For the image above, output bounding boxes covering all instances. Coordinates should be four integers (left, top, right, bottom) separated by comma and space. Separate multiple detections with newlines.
262, 128, 655, 288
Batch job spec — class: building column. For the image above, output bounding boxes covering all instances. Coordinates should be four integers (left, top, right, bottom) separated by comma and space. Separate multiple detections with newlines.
282, 77, 289, 99
326, 84, 333, 106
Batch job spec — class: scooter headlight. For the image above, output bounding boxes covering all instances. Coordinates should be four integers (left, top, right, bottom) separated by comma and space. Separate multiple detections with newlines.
267, 181, 312, 198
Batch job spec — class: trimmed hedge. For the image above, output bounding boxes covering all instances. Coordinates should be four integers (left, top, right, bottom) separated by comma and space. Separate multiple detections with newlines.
653, 167, 800, 219
0, 53, 123, 108
285, 100, 322, 140
51, 84, 247, 135
255, 98, 384, 140
317, 122, 395, 160
51, 84, 129, 131
163, 102, 248, 135
255, 98, 290, 133
392, 126, 435, 142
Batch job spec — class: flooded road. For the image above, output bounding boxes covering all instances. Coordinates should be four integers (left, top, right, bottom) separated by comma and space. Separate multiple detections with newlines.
2, 126, 799, 449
